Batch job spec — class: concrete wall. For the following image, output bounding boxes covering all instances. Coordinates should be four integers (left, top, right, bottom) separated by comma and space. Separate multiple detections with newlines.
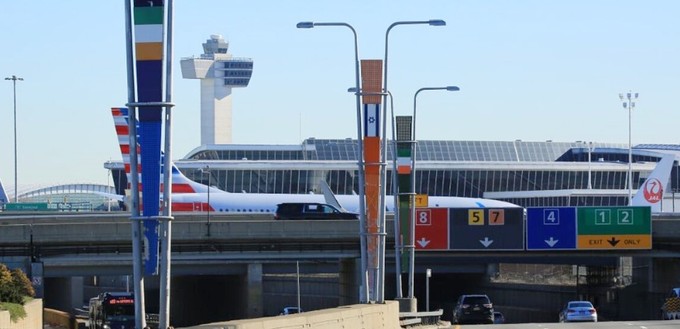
182, 301, 401, 329
0, 299, 43, 329
44, 308, 72, 329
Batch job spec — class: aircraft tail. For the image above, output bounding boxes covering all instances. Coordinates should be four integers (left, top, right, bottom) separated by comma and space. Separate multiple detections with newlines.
0, 176, 9, 205
632, 154, 676, 212
111, 107, 210, 194
320, 180, 346, 211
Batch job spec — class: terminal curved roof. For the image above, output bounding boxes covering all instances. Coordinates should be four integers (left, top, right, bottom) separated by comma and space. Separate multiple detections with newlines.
184, 138, 635, 162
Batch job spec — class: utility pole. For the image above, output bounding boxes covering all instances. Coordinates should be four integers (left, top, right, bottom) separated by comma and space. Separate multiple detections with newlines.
619, 91, 638, 205
5, 75, 23, 202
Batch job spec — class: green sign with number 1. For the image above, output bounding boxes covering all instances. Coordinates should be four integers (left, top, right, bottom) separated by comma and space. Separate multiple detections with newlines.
577, 206, 651, 235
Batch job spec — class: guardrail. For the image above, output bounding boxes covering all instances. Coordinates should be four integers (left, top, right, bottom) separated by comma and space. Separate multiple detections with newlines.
399, 309, 444, 327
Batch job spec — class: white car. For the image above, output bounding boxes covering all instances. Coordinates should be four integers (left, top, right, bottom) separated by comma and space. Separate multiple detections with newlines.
559, 301, 597, 322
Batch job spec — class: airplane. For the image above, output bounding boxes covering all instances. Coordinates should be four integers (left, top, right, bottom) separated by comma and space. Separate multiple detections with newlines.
631, 153, 676, 213
111, 107, 520, 214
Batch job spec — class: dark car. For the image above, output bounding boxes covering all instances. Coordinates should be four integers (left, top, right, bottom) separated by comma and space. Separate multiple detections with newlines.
279, 306, 303, 315
493, 311, 505, 324
274, 202, 358, 220
452, 294, 494, 325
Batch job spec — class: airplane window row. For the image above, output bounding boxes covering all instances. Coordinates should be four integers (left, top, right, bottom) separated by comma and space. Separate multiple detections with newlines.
213, 208, 273, 213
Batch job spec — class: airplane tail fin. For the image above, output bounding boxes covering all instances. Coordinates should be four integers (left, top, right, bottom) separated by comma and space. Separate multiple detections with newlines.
632, 154, 675, 212
320, 180, 345, 211
0, 176, 9, 205
111, 107, 210, 194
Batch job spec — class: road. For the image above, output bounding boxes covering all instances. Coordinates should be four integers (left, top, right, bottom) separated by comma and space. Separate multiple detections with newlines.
455, 320, 680, 328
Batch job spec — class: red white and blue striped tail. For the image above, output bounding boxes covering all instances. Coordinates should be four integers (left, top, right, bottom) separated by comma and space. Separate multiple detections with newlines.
111, 107, 209, 194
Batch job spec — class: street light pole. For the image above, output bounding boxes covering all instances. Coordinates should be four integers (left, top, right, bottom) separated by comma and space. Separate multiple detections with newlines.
588, 141, 593, 190
426, 268, 432, 312
5, 75, 23, 203
297, 21, 370, 303
349, 87, 399, 303
410, 86, 459, 299
619, 91, 638, 205
383, 19, 445, 303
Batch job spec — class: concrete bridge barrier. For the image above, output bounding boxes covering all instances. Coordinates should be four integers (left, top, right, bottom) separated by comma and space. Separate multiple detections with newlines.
181, 301, 400, 329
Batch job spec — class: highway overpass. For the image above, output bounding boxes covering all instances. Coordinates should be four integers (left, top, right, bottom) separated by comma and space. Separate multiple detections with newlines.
1, 212, 680, 326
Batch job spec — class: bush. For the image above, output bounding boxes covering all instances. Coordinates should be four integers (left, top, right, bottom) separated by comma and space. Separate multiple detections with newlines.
0, 264, 33, 304
0, 264, 14, 303
11, 268, 35, 299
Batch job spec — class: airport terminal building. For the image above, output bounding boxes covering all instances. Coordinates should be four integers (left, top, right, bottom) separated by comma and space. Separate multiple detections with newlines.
105, 138, 680, 211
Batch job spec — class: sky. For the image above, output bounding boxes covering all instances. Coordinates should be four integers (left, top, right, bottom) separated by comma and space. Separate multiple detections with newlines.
1, 1, 679, 194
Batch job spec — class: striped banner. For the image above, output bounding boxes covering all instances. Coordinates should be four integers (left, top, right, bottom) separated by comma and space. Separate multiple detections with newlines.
397, 142, 412, 273
360, 60, 383, 296
132, 0, 165, 276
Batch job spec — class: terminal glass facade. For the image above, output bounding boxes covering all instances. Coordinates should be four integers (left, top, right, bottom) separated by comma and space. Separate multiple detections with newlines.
147, 139, 680, 208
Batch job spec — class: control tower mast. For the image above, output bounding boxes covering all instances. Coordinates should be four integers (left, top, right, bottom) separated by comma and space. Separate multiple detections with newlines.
180, 35, 253, 145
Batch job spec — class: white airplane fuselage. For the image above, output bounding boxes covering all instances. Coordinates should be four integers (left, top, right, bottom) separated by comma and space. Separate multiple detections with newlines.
169, 190, 519, 214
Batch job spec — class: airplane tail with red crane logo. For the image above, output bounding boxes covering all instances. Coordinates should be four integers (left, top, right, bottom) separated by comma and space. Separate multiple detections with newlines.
631, 154, 676, 212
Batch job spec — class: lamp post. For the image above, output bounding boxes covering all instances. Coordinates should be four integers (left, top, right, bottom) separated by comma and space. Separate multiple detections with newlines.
619, 91, 638, 205
296, 260, 301, 312
297, 21, 370, 303
410, 86, 459, 299
349, 87, 399, 303
200, 166, 212, 236
425, 268, 432, 312
5, 75, 23, 203
588, 141, 593, 190
580, 141, 593, 190
383, 18, 445, 303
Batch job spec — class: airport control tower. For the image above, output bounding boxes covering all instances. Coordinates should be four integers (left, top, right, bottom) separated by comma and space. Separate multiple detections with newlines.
180, 35, 253, 144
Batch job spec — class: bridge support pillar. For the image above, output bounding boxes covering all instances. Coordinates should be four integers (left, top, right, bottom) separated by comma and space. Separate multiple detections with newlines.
395, 297, 417, 313
246, 263, 263, 318
44, 277, 84, 312
339, 258, 359, 305
650, 257, 680, 292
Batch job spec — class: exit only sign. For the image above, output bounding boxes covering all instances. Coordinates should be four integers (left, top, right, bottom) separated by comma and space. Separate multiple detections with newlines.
576, 206, 651, 250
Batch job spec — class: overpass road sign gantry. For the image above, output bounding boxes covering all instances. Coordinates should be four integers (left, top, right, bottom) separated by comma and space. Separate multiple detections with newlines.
526, 206, 652, 251
577, 206, 652, 249
414, 207, 524, 251
526, 207, 577, 250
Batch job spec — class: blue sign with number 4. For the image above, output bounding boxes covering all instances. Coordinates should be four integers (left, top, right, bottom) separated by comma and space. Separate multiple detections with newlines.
526, 207, 577, 250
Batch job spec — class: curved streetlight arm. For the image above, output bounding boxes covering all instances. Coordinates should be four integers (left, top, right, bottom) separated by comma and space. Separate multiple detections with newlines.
383, 19, 446, 115
412, 86, 460, 140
